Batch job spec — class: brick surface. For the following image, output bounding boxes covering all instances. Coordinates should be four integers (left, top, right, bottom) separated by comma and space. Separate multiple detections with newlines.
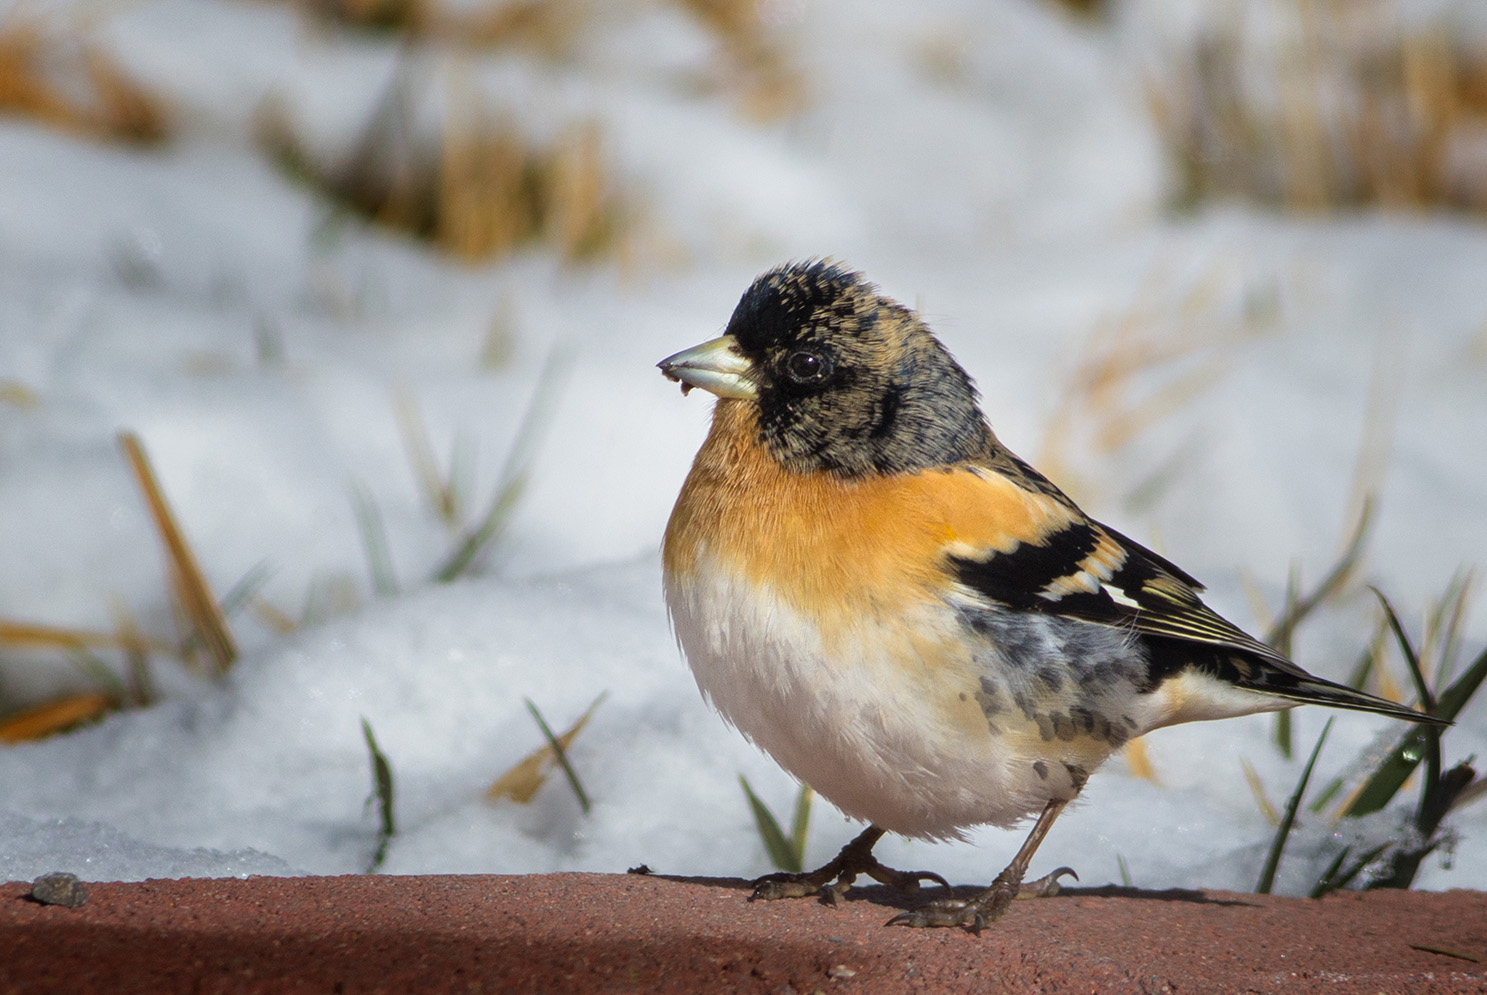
3, 873, 1485, 993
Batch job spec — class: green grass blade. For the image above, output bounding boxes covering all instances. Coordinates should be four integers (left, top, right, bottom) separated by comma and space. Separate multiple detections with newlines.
435, 476, 528, 582
361, 717, 396, 873
1310, 842, 1388, 898
350, 481, 399, 596
1383, 592, 1453, 867
1450, 774, 1487, 813
1272, 709, 1293, 760
447, 428, 477, 531
1367, 760, 1478, 890
111, 602, 155, 707
1269, 567, 1300, 758
525, 697, 592, 815
218, 561, 275, 618
1343, 628, 1485, 820
392, 390, 452, 528
434, 350, 570, 582
1309, 846, 1351, 899
739, 775, 801, 873
789, 784, 813, 869
1266, 502, 1372, 652
1372, 588, 1435, 713
1434, 641, 1487, 721
1346, 729, 1433, 819
1257, 717, 1332, 894
177, 561, 273, 665
1344, 617, 1387, 694
1431, 570, 1473, 687
1263, 508, 1371, 759
1307, 775, 1344, 815
1117, 854, 1133, 887
65, 648, 126, 698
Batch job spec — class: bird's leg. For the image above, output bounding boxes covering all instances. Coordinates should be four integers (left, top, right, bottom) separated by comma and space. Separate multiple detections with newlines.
751, 824, 950, 903
887, 800, 1076, 931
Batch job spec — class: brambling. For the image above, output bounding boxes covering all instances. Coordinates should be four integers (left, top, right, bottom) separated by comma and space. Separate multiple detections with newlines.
658, 260, 1436, 930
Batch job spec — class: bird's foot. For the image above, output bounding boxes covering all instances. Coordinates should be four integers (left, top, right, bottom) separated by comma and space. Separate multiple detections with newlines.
886, 866, 1076, 932
750, 826, 949, 904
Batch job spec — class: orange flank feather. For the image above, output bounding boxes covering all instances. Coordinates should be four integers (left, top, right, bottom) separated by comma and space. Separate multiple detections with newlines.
664, 401, 1077, 621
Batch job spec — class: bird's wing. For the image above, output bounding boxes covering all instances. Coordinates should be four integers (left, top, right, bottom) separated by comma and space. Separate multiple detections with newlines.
937, 458, 1299, 672
931, 457, 1439, 724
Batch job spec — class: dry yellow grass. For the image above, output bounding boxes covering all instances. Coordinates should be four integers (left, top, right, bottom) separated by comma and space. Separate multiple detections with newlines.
0, 692, 116, 743
1046, 0, 1104, 17
433, 96, 535, 260
0, 453, 233, 732
0, 380, 40, 408
297, 0, 590, 56
261, 59, 638, 263
677, 0, 806, 121
119, 432, 238, 675
487, 694, 603, 804
1147, 0, 1487, 212
300, 0, 429, 33
1038, 264, 1252, 509
0, 620, 167, 654
0, 15, 168, 144
289, 0, 805, 119
261, 0, 810, 261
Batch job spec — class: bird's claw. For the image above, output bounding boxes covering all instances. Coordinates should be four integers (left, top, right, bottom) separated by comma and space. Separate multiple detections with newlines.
886, 902, 988, 932
1023, 866, 1078, 898
867, 866, 950, 894
749, 873, 831, 901
750, 863, 950, 903
749, 826, 953, 904
885, 865, 1077, 931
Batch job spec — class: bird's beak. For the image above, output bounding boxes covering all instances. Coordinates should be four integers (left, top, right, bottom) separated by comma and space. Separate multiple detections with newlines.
658, 334, 757, 400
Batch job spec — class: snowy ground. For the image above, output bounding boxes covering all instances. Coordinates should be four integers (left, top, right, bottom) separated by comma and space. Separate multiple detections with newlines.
1, 0, 1484, 896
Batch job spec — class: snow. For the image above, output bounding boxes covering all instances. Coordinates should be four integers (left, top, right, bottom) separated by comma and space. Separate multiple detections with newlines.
1, 0, 1484, 898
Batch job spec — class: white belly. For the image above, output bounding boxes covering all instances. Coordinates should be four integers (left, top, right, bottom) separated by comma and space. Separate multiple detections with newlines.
664, 554, 1089, 839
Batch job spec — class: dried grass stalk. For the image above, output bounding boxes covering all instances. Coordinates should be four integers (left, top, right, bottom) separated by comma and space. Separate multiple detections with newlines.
1039, 265, 1243, 506
0, 693, 116, 743
262, 57, 637, 264
678, 0, 806, 120
118, 432, 238, 675
0, 17, 168, 144
1147, 1, 1487, 213
0, 620, 153, 652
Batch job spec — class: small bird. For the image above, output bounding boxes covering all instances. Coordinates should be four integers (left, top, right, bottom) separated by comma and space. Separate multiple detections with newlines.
658, 260, 1435, 930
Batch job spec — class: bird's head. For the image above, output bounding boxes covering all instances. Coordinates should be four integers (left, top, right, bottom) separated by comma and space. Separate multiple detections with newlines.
659, 260, 992, 478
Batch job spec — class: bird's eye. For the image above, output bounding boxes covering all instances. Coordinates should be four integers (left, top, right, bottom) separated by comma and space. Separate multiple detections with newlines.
786, 350, 830, 384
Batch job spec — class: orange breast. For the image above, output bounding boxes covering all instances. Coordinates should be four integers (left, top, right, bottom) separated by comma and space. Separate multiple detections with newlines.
663, 401, 1076, 631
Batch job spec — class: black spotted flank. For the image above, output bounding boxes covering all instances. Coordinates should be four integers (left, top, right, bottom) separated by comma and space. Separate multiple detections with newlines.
950, 521, 1105, 611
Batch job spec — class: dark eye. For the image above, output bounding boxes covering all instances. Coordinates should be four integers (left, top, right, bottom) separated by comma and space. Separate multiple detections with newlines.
786, 350, 830, 384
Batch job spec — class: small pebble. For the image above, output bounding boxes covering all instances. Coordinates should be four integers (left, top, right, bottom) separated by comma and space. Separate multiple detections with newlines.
30, 872, 88, 908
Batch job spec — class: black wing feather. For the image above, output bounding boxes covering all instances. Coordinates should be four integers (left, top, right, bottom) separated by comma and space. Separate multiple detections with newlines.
947, 502, 1440, 725
948, 516, 1279, 661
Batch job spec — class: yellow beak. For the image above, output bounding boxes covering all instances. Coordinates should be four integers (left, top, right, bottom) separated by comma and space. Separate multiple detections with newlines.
657, 334, 757, 400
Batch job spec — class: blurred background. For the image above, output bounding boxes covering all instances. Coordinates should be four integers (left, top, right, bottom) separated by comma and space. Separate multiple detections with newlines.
0, 0, 1484, 897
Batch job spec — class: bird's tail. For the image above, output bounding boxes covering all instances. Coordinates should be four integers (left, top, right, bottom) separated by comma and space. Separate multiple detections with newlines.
1229, 657, 1446, 726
